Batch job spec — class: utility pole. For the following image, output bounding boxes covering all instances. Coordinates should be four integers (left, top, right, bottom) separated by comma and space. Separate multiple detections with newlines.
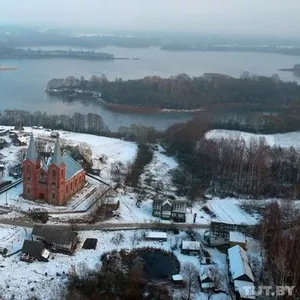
5, 191, 8, 205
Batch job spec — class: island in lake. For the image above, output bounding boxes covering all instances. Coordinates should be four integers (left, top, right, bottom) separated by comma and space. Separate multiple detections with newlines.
46, 73, 300, 115
0, 47, 139, 61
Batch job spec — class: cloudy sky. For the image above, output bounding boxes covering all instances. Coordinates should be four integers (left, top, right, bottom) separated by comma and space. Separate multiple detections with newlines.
0, 0, 299, 36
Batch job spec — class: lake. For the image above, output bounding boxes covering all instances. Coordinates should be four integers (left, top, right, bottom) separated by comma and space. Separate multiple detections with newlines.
0, 46, 299, 131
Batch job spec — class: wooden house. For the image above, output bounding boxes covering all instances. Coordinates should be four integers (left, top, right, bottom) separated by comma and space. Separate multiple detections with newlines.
181, 241, 201, 255
171, 200, 186, 222
32, 225, 78, 254
199, 266, 216, 291
152, 199, 187, 222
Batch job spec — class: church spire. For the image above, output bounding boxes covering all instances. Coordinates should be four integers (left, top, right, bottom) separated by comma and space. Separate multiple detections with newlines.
51, 138, 62, 166
26, 134, 38, 161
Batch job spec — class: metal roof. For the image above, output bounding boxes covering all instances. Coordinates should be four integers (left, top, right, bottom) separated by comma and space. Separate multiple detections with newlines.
26, 134, 38, 161
61, 152, 83, 180
22, 240, 45, 257
228, 245, 254, 282
50, 139, 62, 166
32, 225, 77, 246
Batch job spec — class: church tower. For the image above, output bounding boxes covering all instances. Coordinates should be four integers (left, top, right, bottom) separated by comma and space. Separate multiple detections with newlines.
22, 134, 40, 199
47, 138, 66, 205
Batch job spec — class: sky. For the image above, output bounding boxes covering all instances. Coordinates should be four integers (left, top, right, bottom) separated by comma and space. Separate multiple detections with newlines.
0, 0, 299, 37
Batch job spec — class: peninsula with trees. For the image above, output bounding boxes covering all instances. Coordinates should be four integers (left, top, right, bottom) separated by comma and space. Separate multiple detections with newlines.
0, 46, 138, 60
46, 73, 300, 114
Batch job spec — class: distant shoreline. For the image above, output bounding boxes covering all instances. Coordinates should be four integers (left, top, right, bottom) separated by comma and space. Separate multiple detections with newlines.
0, 66, 17, 70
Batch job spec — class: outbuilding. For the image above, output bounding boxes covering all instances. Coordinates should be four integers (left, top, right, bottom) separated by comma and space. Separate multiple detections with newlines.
229, 231, 246, 249
20, 240, 50, 262
145, 231, 167, 241
181, 241, 201, 255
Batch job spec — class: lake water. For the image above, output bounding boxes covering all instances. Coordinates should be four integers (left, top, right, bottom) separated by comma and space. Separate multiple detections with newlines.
0, 46, 299, 131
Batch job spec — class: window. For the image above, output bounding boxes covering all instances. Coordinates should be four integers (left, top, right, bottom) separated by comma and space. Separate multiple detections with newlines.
52, 193, 56, 199
52, 170, 56, 177
27, 166, 31, 172
27, 188, 31, 194
26, 177, 31, 181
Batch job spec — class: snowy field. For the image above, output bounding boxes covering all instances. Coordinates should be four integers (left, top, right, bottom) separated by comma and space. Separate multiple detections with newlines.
0, 226, 231, 300
206, 129, 300, 149
106, 192, 260, 225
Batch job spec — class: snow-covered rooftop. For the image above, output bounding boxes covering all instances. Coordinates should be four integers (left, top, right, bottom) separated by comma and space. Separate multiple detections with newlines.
145, 231, 167, 240
234, 280, 256, 299
172, 274, 183, 281
229, 231, 246, 244
181, 241, 200, 251
228, 245, 254, 282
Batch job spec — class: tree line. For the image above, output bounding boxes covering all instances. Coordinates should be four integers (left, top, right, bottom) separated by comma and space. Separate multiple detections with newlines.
0, 110, 106, 134
254, 201, 300, 298
164, 118, 300, 199
47, 73, 300, 112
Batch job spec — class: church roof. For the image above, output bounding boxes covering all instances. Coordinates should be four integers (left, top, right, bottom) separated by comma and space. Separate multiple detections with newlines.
61, 152, 83, 180
26, 134, 38, 161
50, 138, 62, 166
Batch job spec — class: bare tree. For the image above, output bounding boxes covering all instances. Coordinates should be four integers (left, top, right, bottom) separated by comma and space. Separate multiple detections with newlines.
182, 262, 199, 300
130, 230, 139, 247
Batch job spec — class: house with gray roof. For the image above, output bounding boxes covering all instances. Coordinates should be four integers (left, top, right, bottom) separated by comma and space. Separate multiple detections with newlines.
152, 199, 186, 222
32, 225, 78, 254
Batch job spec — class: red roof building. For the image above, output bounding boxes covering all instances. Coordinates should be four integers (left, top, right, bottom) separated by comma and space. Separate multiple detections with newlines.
22, 135, 86, 206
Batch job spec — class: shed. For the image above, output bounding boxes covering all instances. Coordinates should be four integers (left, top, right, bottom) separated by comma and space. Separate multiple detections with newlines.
181, 241, 201, 255
172, 274, 183, 284
21, 240, 50, 262
82, 238, 98, 250
50, 131, 60, 138
145, 231, 167, 241
229, 231, 246, 248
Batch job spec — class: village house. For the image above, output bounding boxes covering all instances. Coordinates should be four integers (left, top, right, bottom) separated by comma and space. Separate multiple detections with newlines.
227, 245, 255, 300
229, 231, 246, 249
199, 265, 217, 292
181, 241, 201, 255
32, 225, 78, 254
22, 135, 86, 206
50, 131, 60, 139
21, 240, 50, 262
152, 199, 186, 222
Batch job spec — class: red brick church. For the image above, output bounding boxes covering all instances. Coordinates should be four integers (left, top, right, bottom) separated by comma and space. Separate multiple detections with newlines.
22, 135, 86, 206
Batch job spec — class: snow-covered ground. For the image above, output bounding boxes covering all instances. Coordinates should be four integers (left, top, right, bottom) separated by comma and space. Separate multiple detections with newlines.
106, 192, 260, 225
206, 129, 300, 149
0, 226, 230, 300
